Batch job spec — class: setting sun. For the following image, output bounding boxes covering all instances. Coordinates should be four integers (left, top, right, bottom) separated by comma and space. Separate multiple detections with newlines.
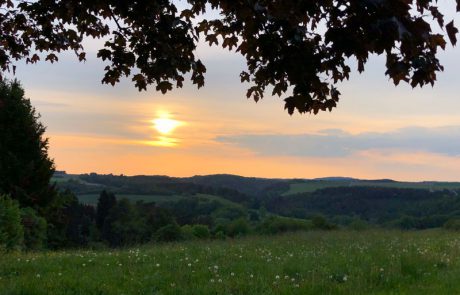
153, 117, 180, 134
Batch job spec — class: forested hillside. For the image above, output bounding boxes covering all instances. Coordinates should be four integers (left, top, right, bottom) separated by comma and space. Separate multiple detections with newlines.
53, 172, 460, 234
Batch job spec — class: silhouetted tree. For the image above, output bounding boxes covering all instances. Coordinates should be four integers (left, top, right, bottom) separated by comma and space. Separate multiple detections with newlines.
101, 198, 144, 247
96, 190, 116, 230
0, 80, 56, 212
1, 2, 458, 114
63, 194, 96, 247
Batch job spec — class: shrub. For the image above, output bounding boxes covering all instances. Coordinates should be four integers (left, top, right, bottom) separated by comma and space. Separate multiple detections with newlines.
0, 195, 24, 251
258, 216, 311, 234
154, 223, 182, 242
181, 225, 195, 240
226, 218, 250, 237
444, 219, 460, 231
21, 207, 47, 250
348, 218, 370, 231
311, 215, 336, 230
213, 231, 226, 240
192, 224, 210, 239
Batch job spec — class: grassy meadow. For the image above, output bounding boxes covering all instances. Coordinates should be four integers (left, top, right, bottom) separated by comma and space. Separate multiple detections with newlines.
77, 194, 186, 206
2, 230, 460, 295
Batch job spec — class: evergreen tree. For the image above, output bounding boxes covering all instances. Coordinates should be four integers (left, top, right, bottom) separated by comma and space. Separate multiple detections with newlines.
0, 80, 56, 211
96, 190, 116, 230
102, 198, 144, 247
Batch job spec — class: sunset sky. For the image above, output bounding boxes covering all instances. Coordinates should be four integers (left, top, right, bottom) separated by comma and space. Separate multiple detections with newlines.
10, 3, 460, 181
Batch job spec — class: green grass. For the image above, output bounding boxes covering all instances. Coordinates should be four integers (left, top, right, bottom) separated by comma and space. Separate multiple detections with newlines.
284, 181, 345, 194
194, 194, 245, 208
77, 194, 185, 205
284, 181, 460, 195
2, 230, 460, 294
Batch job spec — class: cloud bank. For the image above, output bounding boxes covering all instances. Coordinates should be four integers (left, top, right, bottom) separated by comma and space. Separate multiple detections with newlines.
217, 126, 460, 157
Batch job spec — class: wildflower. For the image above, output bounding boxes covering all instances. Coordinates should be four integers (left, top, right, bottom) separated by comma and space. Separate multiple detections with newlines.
36, 274, 41, 278
156, 263, 160, 267
275, 275, 280, 280
231, 272, 235, 276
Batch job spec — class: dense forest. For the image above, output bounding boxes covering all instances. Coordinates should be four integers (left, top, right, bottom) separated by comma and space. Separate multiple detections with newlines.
16, 171, 455, 250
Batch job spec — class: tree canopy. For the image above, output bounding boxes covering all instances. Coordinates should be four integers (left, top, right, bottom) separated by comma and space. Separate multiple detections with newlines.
0, 80, 56, 211
0, 0, 458, 114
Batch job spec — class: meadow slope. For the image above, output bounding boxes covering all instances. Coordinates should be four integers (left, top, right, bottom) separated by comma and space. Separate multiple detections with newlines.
2, 230, 460, 295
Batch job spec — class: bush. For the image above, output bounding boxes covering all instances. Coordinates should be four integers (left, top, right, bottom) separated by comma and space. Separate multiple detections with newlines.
258, 216, 311, 235
21, 207, 47, 250
214, 231, 226, 240
311, 215, 336, 230
192, 224, 210, 239
181, 225, 195, 240
444, 219, 460, 231
226, 218, 250, 237
348, 218, 370, 231
154, 223, 182, 242
0, 195, 24, 251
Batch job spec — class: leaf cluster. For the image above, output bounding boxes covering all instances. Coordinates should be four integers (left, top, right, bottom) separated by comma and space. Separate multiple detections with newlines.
0, 0, 458, 114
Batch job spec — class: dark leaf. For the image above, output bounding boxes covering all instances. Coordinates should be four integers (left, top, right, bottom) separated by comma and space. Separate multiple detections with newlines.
446, 20, 458, 46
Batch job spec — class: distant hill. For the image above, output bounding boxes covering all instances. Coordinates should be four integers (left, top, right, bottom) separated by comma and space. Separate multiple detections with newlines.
52, 172, 460, 230
184, 174, 288, 196
53, 172, 460, 198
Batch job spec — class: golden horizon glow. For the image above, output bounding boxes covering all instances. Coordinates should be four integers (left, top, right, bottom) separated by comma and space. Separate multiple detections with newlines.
145, 136, 179, 147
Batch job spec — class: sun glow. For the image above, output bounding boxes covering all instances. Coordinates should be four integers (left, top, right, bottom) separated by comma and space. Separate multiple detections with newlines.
153, 116, 180, 135
147, 112, 183, 147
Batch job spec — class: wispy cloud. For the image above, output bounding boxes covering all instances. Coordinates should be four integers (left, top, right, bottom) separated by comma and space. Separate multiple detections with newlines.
217, 126, 460, 158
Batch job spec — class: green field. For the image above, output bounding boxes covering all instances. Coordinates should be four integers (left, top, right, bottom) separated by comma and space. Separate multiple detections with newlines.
76, 193, 239, 207
284, 180, 460, 195
2, 230, 460, 294
77, 194, 186, 205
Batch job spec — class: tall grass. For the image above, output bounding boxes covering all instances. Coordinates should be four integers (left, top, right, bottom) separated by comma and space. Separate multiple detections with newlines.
1, 230, 460, 294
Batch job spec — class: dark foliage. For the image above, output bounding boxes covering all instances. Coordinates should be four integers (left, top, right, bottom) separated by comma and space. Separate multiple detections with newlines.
101, 198, 145, 247
1, 1, 458, 114
0, 80, 56, 212
20, 207, 47, 250
0, 195, 23, 250
96, 190, 116, 230
266, 186, 460, 227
